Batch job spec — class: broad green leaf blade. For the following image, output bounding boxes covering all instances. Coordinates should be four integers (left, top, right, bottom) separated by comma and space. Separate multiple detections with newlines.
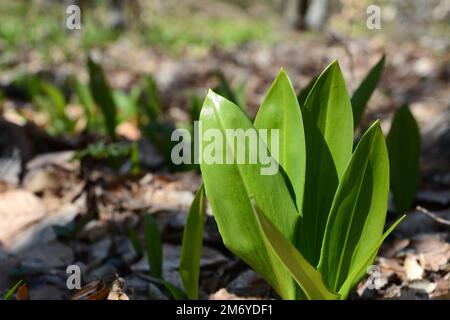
251, 199, 339, 300
144, 214, 162, 278
351, 55, 385, 128
298, 61, 354, 266
199, 90, 299, 299
386, 105, 420, 213
338, 215, 405, 298
254, 69, 306, 212
297, 75, 318, 109
2, 280, 23, 300
318, 121, 390, 293
180, 185, 206, 299
87, 57, 117, 140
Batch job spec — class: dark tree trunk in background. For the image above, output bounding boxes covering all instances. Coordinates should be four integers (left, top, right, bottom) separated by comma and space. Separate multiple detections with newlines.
305, 0, 329, 30
282, 0, 309, 30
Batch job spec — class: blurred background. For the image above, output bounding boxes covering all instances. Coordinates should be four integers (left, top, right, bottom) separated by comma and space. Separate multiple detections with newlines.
0, 0, 449, 300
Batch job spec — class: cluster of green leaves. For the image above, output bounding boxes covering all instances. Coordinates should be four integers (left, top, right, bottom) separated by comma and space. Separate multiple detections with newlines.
198, 60, 405, 300
298, 55, 420, 213
11, 74, 77, 135
75, 140, 139, 173
9, 57, 159, 144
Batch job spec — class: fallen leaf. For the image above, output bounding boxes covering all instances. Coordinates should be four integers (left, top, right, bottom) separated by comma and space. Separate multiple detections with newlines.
404, 254, 425, 280
16, 283, 29, 300
70, 280, 110, 300
408, 279, 437, 294
0, 190, 46, 246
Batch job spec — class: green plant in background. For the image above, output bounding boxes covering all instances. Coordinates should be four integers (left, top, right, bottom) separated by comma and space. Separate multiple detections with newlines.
142, 214, 184, 299
138, 75, 161, 124
134, 186, 206, 300
198, 61, 404, 300
141, 187, 206, 300
74, 78, 97, 132
11, 74, 77, 135
87, 57, 118, 141
113, 86, 141, 124
144, 215, 163, 279
213, 70, 248, 116
136, 75, 197, 172
36, 81, 77, 135
76, 141, 136, 171
134, 75, 176, 168
387, 105, 421, 213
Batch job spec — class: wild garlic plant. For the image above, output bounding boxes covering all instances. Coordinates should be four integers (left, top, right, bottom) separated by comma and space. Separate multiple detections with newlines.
196, 60, 404, 300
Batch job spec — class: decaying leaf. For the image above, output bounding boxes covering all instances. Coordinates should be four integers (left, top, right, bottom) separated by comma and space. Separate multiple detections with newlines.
70, 280, 110, 300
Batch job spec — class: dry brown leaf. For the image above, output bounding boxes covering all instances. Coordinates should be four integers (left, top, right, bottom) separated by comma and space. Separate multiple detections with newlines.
16, 284, 30, 300
0, 189, 46, 246
70, 280, 110, 300
412, 234, 450, 271
209, 288, 260, 300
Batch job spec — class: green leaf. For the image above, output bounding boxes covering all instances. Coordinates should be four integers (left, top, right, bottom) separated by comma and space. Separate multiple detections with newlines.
130, 142, 140, 176
38, 82, 75, 134
251, 199, 339, 300
297, 75, 318, 108
254, 69, 306, 212
113, 89, 139, 123
298, 61, 354, 266
144, 214, 162, 278
138, 75, 161, 124
180, 185, 206, 299
2, 280, 23, 300
386, 105, 420, 213
338, 215, 405, 298
40, 82, 66, 116
318, 121, 390, 294
74, 78, 96, 131
351, 55, 385, 128
87, 57, 117, 140
199, 90, 299, 299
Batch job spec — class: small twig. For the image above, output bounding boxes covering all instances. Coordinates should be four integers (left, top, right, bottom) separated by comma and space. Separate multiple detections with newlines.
416, 206, 450, 227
